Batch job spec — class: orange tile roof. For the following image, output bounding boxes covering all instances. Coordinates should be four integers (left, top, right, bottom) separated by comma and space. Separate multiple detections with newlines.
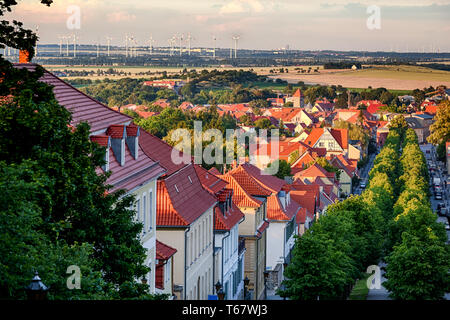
226, 165, 273, 196
157, 164, 217, 226
238, 163, 286, 193
266, 194, 300, 221
293, 89, 303, 97
219, 173, 263, 208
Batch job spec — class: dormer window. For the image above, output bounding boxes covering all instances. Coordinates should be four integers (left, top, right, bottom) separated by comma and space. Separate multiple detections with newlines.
188, 176, 193, 184
107, 125, 126, 166
174, 185, 179, 193
126, 126, 140, 160
90, 135, 111, 172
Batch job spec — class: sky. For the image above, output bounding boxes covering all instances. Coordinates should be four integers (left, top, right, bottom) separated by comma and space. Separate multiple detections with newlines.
6, 0, 450, 52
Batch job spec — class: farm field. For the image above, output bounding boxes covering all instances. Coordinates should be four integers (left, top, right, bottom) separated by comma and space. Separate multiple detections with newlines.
43, 65, 322, 81
44, 64, 450, 91
267, 65, 450, 90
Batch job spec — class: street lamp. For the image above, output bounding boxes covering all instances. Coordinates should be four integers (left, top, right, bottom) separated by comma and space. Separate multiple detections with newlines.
243, 276, 250, 300
25, 271, 49, 300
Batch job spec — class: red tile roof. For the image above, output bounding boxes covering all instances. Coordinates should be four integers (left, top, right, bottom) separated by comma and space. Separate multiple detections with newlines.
214, 203, 245, 231
226, 165, 273, 197
140, 129, 187, 177
157, 164, 217, 226
13, 64, 166, 194
156, 239, 177, 260
238, 162, 286, 193
194, 165, 228, 195
90, 135, 110, 147
266, 194, 300, 221
256, 220, 269, 238
219, 173, 264, 208
106, 124, 126, 139
290, 189, 317, 218
13, 63, 131, 132
293, 89, 303, 97
296, 207, 308, 224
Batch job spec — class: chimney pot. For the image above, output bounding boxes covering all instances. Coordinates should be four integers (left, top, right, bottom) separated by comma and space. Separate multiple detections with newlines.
19, 50, 31, 63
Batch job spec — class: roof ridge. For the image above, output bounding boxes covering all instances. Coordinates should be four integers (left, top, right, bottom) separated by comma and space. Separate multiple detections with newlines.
41, 67, 133, 124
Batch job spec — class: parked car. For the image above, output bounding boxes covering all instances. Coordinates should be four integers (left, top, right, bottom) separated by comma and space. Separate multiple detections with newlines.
360, 182, 366, 189
435, 192, 443, 200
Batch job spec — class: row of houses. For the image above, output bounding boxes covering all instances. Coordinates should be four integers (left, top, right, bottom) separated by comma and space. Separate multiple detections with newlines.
14, 60, 341, 301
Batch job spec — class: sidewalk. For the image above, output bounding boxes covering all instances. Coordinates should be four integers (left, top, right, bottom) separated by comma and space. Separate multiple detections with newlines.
366, 262, 391, 300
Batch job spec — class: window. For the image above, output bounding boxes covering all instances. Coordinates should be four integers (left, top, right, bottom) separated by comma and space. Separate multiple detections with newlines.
203, 220, 206, 251
165, 259, 171, 284
148, 190, 153, 231
136, 198, 141, 223
143, 193, 147, 233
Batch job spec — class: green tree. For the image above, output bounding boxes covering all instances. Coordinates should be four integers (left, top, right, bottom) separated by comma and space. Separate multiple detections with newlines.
0, 58, 156, 299
266, 159, 291, 179
428, 100, 450, 145
384, 231, 450, 300
279, 232, 354, 300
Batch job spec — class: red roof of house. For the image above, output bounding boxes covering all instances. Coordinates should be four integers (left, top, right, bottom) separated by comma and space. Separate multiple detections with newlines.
13, 63, 131, 132
214, 202, 245, 231
90, 135, 110, 147
13, 64, 167, 193
304, 127, 348, 150
296, 207, 308, 224
266, 194, 300, 221
208, 167, 222, 175
295, 163, 331, 179
140, 129, 187, 177
256, 220, 269, 238
290, 189, 317, 218
194, 165, 228, 195
156, 239, 177, 260
293, 89, 303, 98
238, 163, 286, 193
226, 165, 273, 196
157, 164, 217, 226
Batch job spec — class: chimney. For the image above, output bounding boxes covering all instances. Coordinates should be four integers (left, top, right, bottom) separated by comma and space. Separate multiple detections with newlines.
126, 126, 140, 160
19, 50, 31, 63
107, 125, 126, 166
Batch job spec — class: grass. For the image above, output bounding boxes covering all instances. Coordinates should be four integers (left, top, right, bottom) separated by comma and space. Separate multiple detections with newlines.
348, 273, 370, 300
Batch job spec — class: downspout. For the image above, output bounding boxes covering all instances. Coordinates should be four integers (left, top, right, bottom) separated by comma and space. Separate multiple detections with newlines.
212, 209, 216, 296
184, 225, 190, 300
221, 231, 230, 298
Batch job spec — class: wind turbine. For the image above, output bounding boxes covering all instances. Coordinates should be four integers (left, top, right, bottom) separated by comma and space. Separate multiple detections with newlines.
106, 36, 112, 56
58, 36, 64, 56
72, 34, 79, 58
65, 35, 69, 56
125, 34, 129, 57
148, 34, 155, 54
178, 33, 184, 56
186, 33, 194, 56
232, 35, 240, 59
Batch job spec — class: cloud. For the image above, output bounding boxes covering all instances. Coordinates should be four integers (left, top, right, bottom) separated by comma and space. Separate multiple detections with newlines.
219, 0, 270, 14
106, 11, 136, 23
